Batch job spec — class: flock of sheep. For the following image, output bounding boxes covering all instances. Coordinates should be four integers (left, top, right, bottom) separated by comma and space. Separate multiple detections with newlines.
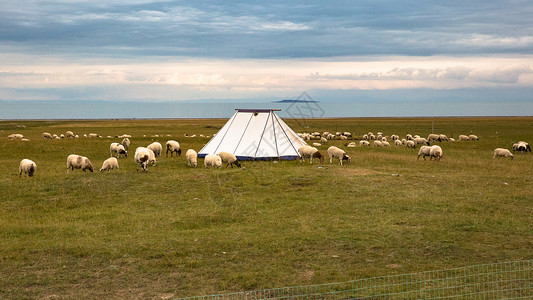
13, 128, 532, 177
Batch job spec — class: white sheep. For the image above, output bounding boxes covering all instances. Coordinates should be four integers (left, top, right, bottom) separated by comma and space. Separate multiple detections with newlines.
43, 132, 53, 139
359, 140, 370, 147
346, 142, 356, 147
468, 134, 479, 141
362, 134, 368, 140
204, 154, 222, 168
513, 141, 531, 153
327, 146, 351, 165
449, 138, 456, 142
438, 134, 448, 142
100, 157, 119, 171
493, 148, 513, 159
147, 142, 163, 157
382, 141, 391, 147
88, 133, 99, 138
186, 149, 198, 168
406, 134, 413, 140
312, 142, 322, 147
218, 151, 242, 168
66, 131, 75, 138
134, 147, 151, 172
394, 139, 402, 146
373, 140, 383, 147
298, 146, 324, 164
110, 142, 128, 158
8, 133, 24, 140
166, 140, 182, 157
320, 137, 328, 144
406, 140, 415, 149
66, 154, 94, 172
413, 137, 429, 145
19, 159, 37, 177
121, 137, 130, 150
429, 145, 443, 161
417, 146, 431, 160
458, 135, 469, 141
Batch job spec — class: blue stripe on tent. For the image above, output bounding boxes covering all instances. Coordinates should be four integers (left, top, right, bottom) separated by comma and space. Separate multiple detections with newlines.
198, 153, 299, 161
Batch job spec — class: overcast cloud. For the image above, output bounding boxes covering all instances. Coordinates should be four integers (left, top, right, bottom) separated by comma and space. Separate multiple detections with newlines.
1, 1, 532, 102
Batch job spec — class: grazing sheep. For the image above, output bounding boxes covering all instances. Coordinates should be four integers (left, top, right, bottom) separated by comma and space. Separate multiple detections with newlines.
186, 149, 198, 168
362, 134, 368, 140
427, 134, 440, 143
340, 135, 348, 140
429, 145, 443, 161
327, 146, 351, 165
439, 134, 448, 142
165, 140, 182, 157
134, 147, 152, 172
513, 141, 531, 153
343, 132, 352, 137
359, 140, 370, 146
406, 134, 413, 140
298, 146, 324, 164
493, 148, 514, 159
417, 146, 431, 160
100, 157, 119, 171
394, 139, 402, 146
121, 137, 130, 150
43, 132, 53, 139
8, 133, 24, 140
413, 137, 429, 146
66, 131, 75, 138
66, 154, 94, 172
458, 135, 469, 141
406, 140, 416, 149
468, 134, 479, 141
74, 135, 79, 138
382, 141, 391, 147
368, 133, 376, 140
88, 133, 99, 138
218, 151, 242, 168
346, 142, 356, 147
147, 142, 163, 157
60, 134, 65, 139
204, 154, 222, 169
110, 142, 127, 158
373, 140, 383, 147
312, 142, 322, 147
391, 134, 399, 141
19, 159, 37, 177
320, 137, 328, 144
449, 138, 456, 142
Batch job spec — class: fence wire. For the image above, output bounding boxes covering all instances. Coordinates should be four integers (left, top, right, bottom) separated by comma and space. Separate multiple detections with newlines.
178, 260, 532, 299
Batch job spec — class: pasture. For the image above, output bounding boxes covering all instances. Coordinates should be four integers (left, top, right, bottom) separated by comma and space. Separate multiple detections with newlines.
1, 117, 532, 299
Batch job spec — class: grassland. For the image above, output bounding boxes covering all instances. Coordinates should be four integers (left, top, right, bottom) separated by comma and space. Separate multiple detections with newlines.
0, 117, 532, 299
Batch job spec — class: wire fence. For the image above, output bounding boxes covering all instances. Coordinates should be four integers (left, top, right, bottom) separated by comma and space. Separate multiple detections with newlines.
178, 260, 532, 299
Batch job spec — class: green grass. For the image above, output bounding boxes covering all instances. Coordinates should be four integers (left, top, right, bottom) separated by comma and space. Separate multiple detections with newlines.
1, 117, 532, 299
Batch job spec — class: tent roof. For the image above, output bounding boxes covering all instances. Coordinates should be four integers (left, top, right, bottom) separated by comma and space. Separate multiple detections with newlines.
198, 109, 307, 160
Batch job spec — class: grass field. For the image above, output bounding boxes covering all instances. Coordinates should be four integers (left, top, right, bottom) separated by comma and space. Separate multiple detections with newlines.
1, 117, 532, 299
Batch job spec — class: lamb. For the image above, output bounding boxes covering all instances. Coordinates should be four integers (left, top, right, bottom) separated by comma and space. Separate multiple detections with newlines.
417, 146, 431, 160
218, 151, 242, 168
66, 131, 75, 138
147, 142, 163, 157
359, 140, 370, 146
121, 137, 130, 150
298, 146, 324, 164
204, 154, 222, 169
134, 147, 152, 172
458, 135, 469, 141
327, 146, 351, 165
429, 145, 443, 161
19, 159, 37, 177
110, 142, 127, 158
468, 134, 479, 141
43, 132, 53, 139
186, 149, 198, 168
493, 148, 514, 159
165, 140, 182, 157
66, 154, 94, 172
100, 157, 119, 171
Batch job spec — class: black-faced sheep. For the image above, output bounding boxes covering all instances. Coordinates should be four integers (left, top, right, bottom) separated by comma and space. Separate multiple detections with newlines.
166, 140, 182, 157
19, 159, 37, 177
110, 142, 127, 158
218, 151, 242, 168
298, 146, 324, 164
327, 146, 351, 165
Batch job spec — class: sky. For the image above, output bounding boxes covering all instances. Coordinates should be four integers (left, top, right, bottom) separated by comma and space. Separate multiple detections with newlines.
1, 0, 533, 104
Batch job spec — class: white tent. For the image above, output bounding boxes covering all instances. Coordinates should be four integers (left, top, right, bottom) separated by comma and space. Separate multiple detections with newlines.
198, 109, 308, 160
